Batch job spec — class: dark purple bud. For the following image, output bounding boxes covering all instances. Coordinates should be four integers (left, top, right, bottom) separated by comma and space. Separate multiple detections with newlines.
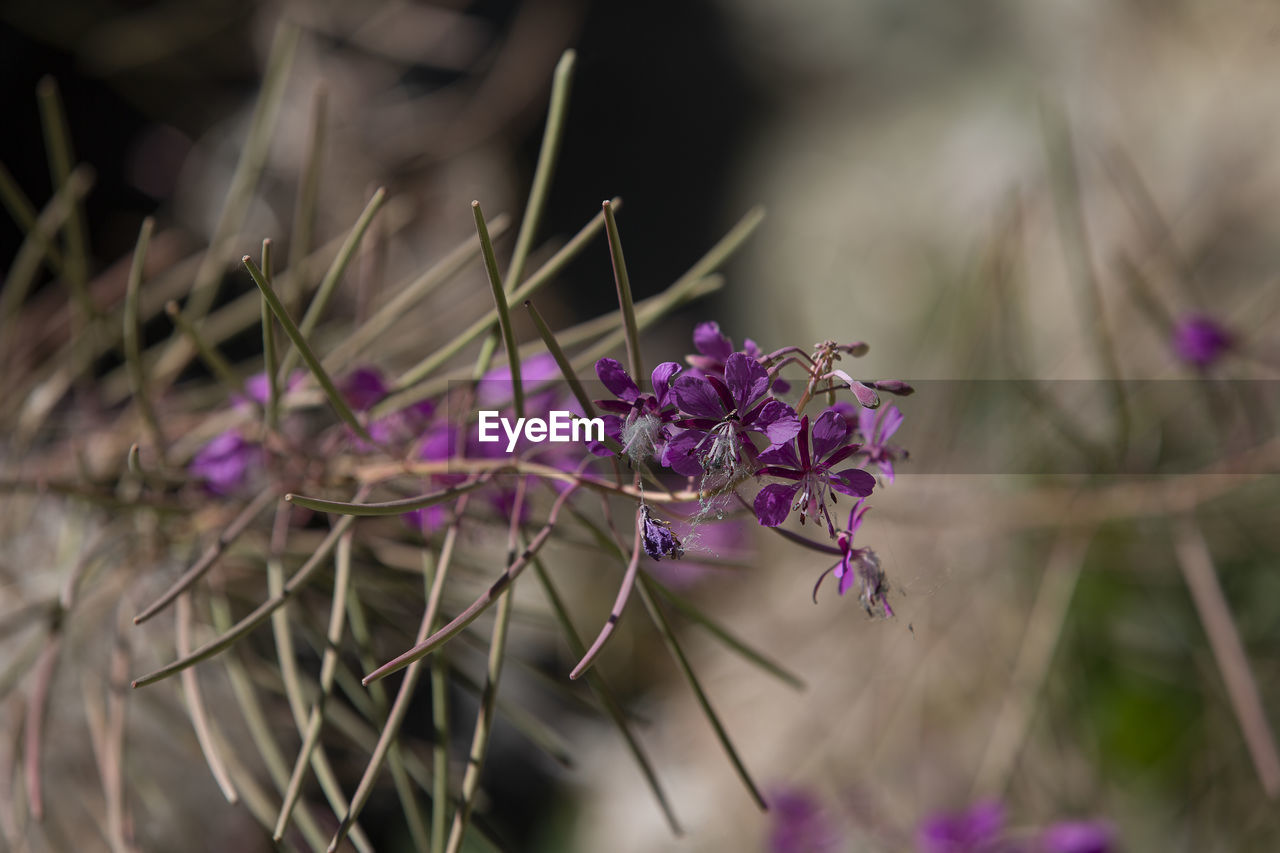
871, 379, 914, 396
1172, 314, 1232, 368
641, 506, 683, 561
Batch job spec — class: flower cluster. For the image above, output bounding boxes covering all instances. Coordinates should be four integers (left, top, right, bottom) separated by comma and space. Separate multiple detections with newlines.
591, 321, 912, 607
187, 321, 912, 610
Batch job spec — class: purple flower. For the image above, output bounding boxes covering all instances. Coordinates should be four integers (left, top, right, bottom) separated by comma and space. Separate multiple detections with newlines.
189, 429, 262, 496
666, 352, 799, 477
592, 358, 682, 462
917, 801, 1007, 853
754, 409, 876, 535
767, 787, 841, 853
1039, 821, 1115, 853
640, 505, 683, 561
686, 320, 789, 392
854, 402, 907, 483
1172, 314, 1232, 368
231, 369, 306, 413
812, 499, 892, 616
340, 366, 435, 448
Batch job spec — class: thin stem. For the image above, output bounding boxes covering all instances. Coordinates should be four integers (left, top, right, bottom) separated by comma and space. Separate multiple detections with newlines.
648, 576, 805, 691
286, 477, 488, 516
133, 486, 276, 624
131, 502, 360, 688
635, 575, 767, 810
531, 557, 683, 834
36, 76, 92, 329
380, 201, 618, 414
443, 481, 528, 853
570, 503, 643, 680
124, 216, 167, 464
182, 20, 297, 323
1040, 101, 1130, 461
176, 593, 239, 803
279, 187, 387, 381
164, 300, 242, 400
0, 159, 65, 273
243, 255, 376, 445
971, 531, 1091, 797
324, 214, 511, 372
261, 238, 280, 433
363, 480, 583, 684
0, 166, 93, 359
210, 595, 329, 853
287, 85, 327, 313
506, 50, 575, 293
328, 496, 470, 852
603, 200, 643, 386
472, 200, 525, 417
524, 299, 597, 419
1174, 517, 1280, 798
275, 526, 357, 840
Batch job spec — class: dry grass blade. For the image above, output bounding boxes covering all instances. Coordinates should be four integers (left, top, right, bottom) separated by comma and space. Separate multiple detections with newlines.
1174, 517, 1280, 798
175, 594, 238, 804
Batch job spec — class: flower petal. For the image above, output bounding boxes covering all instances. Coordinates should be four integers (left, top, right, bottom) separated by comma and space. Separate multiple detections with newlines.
724, 352, 770, 412
693, 321, 733, 360
755, 400, 801, 446
878, 404, 904, 441
753, 482, 799, 527
810, 409, 851, 461
650, 361, 682, 407
595, 357, 640, 402
672, 375, 725, 420
757, 440, 801, 470
662, 429, 706, 477
830, 467, 876, 497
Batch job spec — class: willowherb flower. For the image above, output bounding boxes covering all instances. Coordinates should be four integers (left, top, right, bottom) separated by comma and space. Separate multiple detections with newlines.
766, 787, 842, 853
340, 365, 436, 448
640, 504, 684, 561
754, 408, 876, 535
917, 801, 1009, 853
853, 402, 907, 483
685, 320, 792, 393
1039, 820, 1115, 853
812, 499, 892, 616
189, 429, 262, 496
666, 351, 799, 478
592, 357, 683, 463
1172, 313, 1232, 368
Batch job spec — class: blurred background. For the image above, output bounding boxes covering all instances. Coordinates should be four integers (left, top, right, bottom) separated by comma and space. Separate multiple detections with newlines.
3, 1, 1280, 851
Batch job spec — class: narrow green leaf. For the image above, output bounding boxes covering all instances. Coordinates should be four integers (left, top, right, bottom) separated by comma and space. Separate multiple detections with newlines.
243, 255, 376, 445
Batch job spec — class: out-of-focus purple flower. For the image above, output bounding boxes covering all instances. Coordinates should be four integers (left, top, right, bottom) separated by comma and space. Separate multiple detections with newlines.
1039, 821, 1115, 853
402, 423, 465, 534
754, 409, 876, 535
917, 801, 1007, 853
190, 430, 262, 496
854, 402, 907, 483
640, 505, 683, 561
341, 367, 389, 411
340, 366, 436, 448
767, 787, 841, 853
233, 369, 305, 412
666, 352, 799, 477
592, 358, 682, 462
1172, 314, 1232, 368
812, 499, 892, 616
